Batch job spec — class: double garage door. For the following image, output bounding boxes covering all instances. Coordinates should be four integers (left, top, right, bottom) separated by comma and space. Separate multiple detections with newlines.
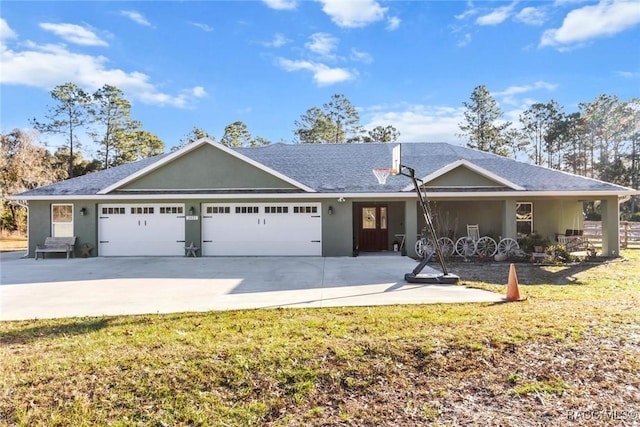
202, 203, 322, 256
98, 204, 186, 256
98, 202, 322, 256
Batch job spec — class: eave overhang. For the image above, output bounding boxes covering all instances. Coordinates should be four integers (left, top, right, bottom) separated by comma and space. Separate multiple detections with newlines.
10, 189, 638, 201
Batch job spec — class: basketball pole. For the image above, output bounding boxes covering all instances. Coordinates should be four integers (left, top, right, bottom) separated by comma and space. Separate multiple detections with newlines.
398, 165, 451, 277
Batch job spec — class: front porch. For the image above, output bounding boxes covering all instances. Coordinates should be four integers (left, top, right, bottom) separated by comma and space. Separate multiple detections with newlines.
349, 196, 622, 258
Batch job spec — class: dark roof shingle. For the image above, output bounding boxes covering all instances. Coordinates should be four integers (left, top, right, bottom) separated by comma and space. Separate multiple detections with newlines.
14, 142, 634, 197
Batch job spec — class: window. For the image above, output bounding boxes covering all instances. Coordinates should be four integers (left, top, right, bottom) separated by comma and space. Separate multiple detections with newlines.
130, 207, 154, 214
235, 206, 259, 214
293, 206, 318, 214
101, 207, 125, 215
516, 202, 533, 235
362, 207, 377, 229
52, 204, 73, 237
159, 206, 184, 214
206, 206, 230, 214
265, 206, 289, 214
362, 206, 387, 230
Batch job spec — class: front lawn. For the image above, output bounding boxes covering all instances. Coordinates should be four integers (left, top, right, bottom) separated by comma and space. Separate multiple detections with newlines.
1, 251, 638, 426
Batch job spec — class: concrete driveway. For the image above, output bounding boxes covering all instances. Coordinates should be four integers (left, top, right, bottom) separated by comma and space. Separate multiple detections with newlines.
0, 252, 504, 321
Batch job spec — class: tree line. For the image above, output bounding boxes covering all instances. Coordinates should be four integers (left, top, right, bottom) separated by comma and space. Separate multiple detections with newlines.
458, 85, 639, 192
458, 85, 640, 219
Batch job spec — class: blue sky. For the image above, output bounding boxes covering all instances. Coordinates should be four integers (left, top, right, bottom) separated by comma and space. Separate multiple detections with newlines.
1, 0, 639, 152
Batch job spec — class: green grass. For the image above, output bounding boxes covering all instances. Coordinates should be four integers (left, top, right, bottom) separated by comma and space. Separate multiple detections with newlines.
1, 251, 639, 425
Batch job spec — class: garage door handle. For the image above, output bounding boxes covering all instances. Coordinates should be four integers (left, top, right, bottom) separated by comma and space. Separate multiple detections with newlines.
203, 240, 212, 243
176, 240, 185, 243
100, 240, 109, 243
311, 240, 321, 243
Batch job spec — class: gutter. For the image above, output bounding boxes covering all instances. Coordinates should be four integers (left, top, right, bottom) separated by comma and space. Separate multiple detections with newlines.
8, 189, 639, 201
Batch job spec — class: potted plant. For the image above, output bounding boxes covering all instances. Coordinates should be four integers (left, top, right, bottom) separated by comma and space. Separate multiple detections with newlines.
518, 232, 550, 253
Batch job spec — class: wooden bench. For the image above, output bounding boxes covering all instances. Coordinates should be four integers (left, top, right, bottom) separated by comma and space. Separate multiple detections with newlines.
35, 237, 77, 260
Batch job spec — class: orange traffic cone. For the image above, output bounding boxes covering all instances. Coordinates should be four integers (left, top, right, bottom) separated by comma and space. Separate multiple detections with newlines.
505, 263, 521, 301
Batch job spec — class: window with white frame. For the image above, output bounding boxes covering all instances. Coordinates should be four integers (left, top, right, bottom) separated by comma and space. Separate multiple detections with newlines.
52, 204, 73, 237
516, 202, 533, 236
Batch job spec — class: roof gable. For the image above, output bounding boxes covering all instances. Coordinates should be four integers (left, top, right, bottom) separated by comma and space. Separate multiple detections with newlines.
99, 138, 315, 194
402, 159, 525, 191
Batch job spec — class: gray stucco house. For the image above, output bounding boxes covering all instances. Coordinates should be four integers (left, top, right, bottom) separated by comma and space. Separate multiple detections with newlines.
13, 138, 638, 258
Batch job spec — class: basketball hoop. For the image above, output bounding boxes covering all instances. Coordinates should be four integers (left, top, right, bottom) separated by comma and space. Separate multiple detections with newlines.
372, 168, 392, 185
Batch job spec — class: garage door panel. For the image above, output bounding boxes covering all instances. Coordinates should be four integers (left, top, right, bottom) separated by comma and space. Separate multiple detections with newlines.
99, 204, 185, 256
202, 203, 321, 256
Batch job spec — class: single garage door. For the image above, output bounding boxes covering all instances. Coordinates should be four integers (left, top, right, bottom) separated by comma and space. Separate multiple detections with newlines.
201, 203, 321, 256
98, 204, 185, 256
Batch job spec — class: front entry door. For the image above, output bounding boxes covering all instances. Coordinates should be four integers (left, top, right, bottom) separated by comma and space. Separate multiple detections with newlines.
359, 205, 388, 251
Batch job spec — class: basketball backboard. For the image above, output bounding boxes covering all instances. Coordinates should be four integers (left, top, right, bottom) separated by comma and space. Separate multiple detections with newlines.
391, 144, 401, 175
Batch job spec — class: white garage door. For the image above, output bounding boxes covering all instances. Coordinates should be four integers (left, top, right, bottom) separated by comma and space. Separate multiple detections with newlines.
98, 204, 185, 256
201, 203, 322, 256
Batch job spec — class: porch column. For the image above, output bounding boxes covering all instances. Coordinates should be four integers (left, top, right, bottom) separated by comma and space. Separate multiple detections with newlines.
501, 199, 517, 239
404, 199, 418, 257
600, 196, 620, 257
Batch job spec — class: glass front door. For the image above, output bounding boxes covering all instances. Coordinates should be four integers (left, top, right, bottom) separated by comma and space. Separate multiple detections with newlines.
358, 205, 388, 251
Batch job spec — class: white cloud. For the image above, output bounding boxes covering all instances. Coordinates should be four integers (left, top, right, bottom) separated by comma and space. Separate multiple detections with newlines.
493, 81, 558, 105
39, 23, 108, 46
457, 33, 472, 47
350, 48, 373, 64
191, 86, 207, 98
515, 7, 547, 26
305, 32, 338, 58
317, 0, 388, 28
0, 42, 203, 108
276, 58, 355, 85
261, 33, 289, 48
617, 70, 640, 78
476, 3, 516, 25
120, 10, 152, 27
386, 16, 401, 31
540, 0, 640, 48
363, 104, 466, 143
0, 18, 17, 40
191, 22, 214, 32
455, 1, 478, 20
262, 0, 298, 10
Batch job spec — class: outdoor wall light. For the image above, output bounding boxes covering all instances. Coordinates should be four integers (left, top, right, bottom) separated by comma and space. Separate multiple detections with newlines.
188, 206, 195, 216
328, 206, 334, 215
80, 207, 87, 216
337, 197, 346, 203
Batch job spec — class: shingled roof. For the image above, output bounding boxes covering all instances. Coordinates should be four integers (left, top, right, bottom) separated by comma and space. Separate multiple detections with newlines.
14, 140, 636, 198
